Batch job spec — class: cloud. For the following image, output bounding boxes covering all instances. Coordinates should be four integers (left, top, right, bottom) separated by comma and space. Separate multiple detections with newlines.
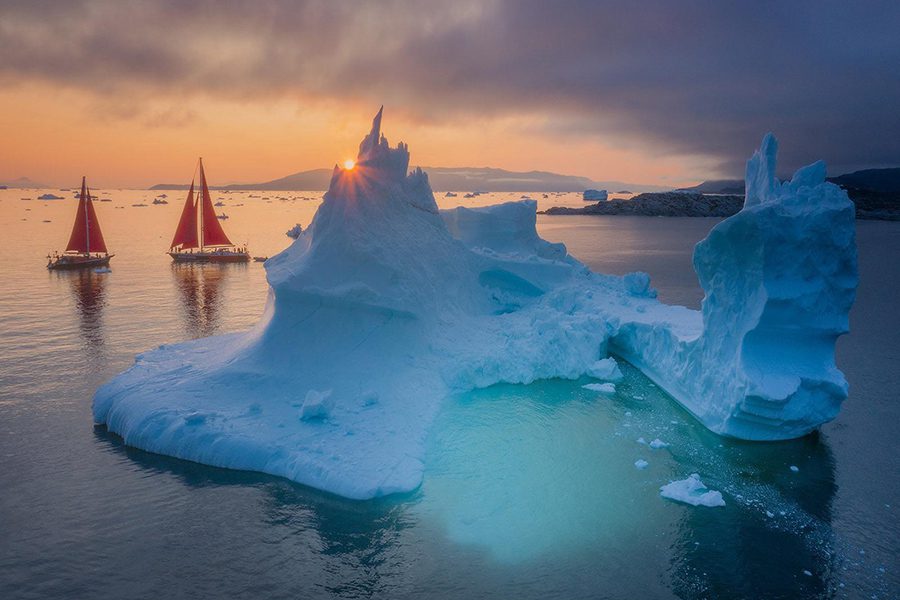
1, 0, 898, 175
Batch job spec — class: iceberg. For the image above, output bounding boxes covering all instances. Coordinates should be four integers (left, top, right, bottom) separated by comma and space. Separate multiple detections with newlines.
93, 109, 857, 499
583, 189, 608, 202
660, 474, 725, 507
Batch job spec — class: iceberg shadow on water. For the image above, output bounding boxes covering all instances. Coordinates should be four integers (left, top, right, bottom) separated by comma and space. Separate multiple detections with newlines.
92, 109, 858, 500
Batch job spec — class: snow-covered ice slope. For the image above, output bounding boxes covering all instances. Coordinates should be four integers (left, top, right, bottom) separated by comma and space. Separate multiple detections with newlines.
93, 111, 857, 499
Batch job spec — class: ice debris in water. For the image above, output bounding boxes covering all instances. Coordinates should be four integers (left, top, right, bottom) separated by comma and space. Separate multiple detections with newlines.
660, 474, 725, 507
649, 438, 669, 449
634, 459, 649, 470
582, 383, 616, 394
790, 465, 799, 472
92, 110, 858, 500
285, 223, 303, 239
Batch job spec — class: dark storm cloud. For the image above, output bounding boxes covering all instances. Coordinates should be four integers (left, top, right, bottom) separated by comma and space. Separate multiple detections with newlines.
2, 0, 898, 175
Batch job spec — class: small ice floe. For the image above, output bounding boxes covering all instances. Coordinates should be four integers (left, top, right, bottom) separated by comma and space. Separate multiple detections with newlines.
789, 465, 799, 472
634, 459, 649, 470
802, 570, 812, 577
93, 267, 112, 274
637, 437, 647, 444
587, 357, 623, 381
649, 438, 669, 449
660, 474, 725, 507
286, 223, 303, 239
299, 389, 333, 421
582, 382, 616, 395
766, 510, 775, 518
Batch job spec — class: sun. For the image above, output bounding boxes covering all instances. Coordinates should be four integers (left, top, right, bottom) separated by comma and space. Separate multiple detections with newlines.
343, 159, 355, 170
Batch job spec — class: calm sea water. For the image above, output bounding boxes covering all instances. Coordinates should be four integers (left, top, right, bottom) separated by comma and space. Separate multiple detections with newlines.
1, 189, 897, 599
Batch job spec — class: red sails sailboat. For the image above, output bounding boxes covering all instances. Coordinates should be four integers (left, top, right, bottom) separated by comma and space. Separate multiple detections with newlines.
47, 177, 113, 270
168, 158, 249, 263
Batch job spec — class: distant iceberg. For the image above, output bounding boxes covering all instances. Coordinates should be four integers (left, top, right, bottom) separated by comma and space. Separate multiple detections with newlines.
583, 189, 608, 201
93, 110, 857, 499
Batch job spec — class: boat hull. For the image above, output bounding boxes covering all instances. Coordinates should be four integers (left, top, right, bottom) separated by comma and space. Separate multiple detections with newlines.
47, 254, 113, 270
168, 250, 250, 264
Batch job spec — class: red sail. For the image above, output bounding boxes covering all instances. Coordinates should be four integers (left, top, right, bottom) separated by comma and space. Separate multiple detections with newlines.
84, 184, 108, 253
170, 180, 199, 249
198, 160, 232, 247
66, 177, 108, 254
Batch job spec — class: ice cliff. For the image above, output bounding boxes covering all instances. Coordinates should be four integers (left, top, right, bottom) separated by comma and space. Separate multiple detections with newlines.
93, 111, 857, 499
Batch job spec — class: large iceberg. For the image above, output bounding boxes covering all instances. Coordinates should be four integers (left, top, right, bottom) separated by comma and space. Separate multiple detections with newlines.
93, 110, 857, 499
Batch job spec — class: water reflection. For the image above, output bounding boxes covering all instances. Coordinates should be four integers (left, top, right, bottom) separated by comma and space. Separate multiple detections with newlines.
669, 432, 837, 598
92, 426, 414, 598
419, 367, 839, 596
172, 264, 233, 338
59, 270, 108, 352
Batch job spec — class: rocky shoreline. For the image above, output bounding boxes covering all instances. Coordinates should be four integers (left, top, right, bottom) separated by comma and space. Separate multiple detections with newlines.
542, 190, 900, 220
543, 192, 743, 217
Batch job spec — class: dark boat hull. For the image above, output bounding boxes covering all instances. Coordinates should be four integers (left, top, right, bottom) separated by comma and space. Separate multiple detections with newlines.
47, 254, 112, 270
168, 250, 250, 264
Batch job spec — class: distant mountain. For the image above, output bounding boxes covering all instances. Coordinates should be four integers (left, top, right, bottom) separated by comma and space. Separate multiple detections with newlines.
0, 176, 50, 189
151, 166, 668, 193
676, 179, 745, 195
422, 167, 668, 193
828, 168, 900, 193
678, 167, 900, 196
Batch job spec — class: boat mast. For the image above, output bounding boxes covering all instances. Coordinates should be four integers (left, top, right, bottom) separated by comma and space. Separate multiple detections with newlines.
84, 179, 90, 255
198, 158, 204, 252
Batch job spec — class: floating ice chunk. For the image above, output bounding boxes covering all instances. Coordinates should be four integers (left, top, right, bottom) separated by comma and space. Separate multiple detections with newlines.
587, 357, 623, 381
637, 437, 647, 445
299, 389, 333, 421
582, 383, 616, 395
649, 438, 669, 449
583, 189, 608, 202
285, 223, 303, 239
660, 474, 725, 507
789, 465, 799, 472
634, 459, 649, 470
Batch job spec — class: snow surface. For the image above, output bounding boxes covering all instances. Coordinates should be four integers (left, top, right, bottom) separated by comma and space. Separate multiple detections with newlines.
93, 112, 858, 499
660, 473, 725, 507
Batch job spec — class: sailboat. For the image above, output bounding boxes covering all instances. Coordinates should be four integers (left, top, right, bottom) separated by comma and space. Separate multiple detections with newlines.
47, 177, 113, 270
168, 158, 249, 263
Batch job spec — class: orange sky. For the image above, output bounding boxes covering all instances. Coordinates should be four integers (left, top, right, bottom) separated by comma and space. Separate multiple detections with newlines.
1, 82, 711, 189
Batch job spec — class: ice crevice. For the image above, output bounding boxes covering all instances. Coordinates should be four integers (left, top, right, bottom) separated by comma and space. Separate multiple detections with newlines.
93, 109, 858, 499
